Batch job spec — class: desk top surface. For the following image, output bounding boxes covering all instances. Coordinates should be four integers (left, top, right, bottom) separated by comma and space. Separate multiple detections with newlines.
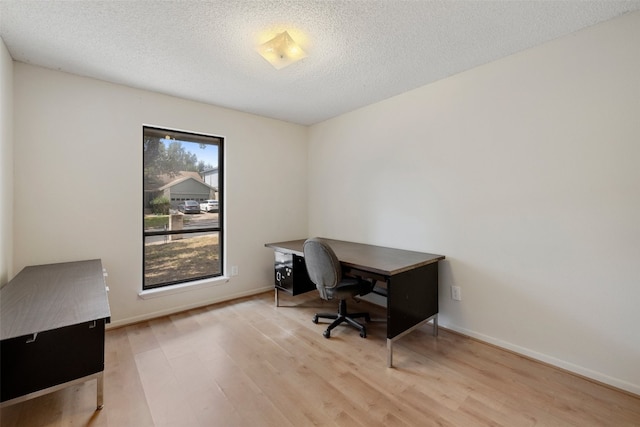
265, 238, 444, 277
0, 259, 111, 340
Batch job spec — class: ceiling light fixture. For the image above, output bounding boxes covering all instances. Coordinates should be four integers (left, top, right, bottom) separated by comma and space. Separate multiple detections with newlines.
257, 31, 307, 70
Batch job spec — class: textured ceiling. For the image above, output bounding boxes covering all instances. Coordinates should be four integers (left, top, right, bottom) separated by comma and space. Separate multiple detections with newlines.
1, 1, 639, 125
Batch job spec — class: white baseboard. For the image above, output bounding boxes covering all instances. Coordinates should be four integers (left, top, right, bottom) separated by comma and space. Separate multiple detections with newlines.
107, 285, 273, 329
441, 322, 640, 397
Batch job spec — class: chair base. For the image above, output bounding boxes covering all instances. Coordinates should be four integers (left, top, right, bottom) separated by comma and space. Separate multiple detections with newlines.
313, 299, 370, 338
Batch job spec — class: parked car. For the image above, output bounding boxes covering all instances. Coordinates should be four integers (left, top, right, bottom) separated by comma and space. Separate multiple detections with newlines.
178, 200, 200, 214
199, 199, 219, 212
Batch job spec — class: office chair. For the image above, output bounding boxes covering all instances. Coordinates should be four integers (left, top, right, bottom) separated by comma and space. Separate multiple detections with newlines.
303, 238, 373, 338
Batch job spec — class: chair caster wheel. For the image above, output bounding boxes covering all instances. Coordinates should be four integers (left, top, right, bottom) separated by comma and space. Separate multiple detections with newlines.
312, 316, 319, 324
323, 330, 331, 338
360, 331, 367, 338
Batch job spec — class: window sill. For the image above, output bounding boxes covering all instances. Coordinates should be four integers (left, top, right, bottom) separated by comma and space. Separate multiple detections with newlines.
138, 276, 230, 299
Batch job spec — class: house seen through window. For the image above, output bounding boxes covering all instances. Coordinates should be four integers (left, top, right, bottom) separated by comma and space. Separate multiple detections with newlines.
143, 126, 224, 289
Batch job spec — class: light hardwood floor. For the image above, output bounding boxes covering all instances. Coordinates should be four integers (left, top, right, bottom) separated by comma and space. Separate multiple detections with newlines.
1, 291, 639, 426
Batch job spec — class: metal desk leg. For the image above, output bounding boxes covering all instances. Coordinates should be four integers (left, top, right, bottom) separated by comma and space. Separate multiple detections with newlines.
0, 372, 106, 410
433, 314, 438, 336
96, 372, 104, 410
387, 314, 438, 368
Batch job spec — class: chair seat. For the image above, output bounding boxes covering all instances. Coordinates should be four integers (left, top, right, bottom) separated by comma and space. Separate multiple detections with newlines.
325, 278, 372, 301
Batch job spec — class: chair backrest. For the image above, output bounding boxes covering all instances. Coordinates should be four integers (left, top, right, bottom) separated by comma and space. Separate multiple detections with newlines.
303, 238, 341, 299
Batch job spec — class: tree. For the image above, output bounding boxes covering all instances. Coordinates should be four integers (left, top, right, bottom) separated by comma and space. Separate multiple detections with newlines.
143, 135, 173, 191
144, 137, 212, 192
165, 140, 199, 172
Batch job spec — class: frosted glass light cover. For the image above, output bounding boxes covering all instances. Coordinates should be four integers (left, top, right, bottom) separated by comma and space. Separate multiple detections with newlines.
257, 31, 307, 70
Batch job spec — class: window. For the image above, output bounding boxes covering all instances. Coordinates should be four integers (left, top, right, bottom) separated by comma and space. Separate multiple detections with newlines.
143, 126, 224, 290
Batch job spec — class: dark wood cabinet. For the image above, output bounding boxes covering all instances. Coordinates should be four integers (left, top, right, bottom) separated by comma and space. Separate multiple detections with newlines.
1, 320, 106, 402
0, 259, 111, 410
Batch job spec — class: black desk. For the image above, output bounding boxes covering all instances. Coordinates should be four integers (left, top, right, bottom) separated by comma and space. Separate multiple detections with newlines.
0, 259, 111, 409
265, 238, 445, 366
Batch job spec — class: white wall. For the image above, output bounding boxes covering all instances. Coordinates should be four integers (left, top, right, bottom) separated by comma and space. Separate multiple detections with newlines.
308, 12, 640, 394
13, 64, 308, 325
0, 37, 13, 287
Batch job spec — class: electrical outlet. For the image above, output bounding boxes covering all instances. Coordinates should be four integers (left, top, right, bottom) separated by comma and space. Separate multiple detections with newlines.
231, 266, 239, 276
451, 286, 462, 301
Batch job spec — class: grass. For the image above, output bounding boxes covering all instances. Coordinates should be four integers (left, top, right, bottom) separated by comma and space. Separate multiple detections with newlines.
144, 215, 169, 229
144, 234, 220, 287
144, 214, 199, 230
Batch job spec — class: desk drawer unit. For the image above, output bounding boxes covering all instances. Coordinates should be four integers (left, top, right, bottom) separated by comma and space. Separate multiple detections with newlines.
387, 262, 438, 339
274, 252, 315, 296
0, 319, 106, 402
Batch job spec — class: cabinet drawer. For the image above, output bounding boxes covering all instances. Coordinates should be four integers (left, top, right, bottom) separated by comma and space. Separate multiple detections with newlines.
274, 253, 315, 296
0, 319, 106, 402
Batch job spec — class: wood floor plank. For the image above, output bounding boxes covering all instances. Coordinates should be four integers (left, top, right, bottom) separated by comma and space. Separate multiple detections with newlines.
203, 347, 294, 427
207, 302, 337, 426
103, 327, 155, 427
2, 291, 639, 426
